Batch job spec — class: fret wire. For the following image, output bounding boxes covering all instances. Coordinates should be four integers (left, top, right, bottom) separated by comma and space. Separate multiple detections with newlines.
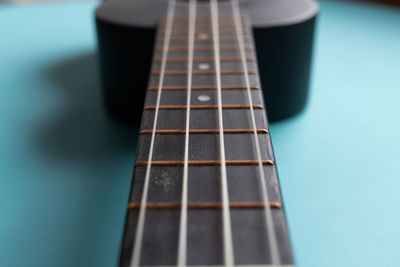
144, 104, 263, 110
160, 35, 251, 40
148, 85, 259, 90
210, 1, 235, 265
135, 265, 293, 267
231, 0, 281, 264
128, 202, 282, 210
162, 15, 245, 20
155, 46, 252, 52
135, 160, 274, 166
153, 57, 255, 63
159, 37, 250, 43
168, 26, 243, 29
177, 1, 196, 266
159, 29, 247, 35
152, 70, 256, 75
162, 20, 247, 26
161, 18, 248, 26
161, 21, 247, 27
140, 129, 269, 134
129, 1, 176, 267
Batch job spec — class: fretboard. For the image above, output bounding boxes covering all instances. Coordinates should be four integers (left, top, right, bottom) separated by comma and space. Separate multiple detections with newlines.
119, 2, 293, 267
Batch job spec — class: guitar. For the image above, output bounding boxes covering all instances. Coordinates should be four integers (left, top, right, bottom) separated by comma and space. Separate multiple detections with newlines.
95, 0, 318, 266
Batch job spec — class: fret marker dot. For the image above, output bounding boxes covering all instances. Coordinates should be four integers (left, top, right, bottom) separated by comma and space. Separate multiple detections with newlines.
198, 33, 209, 40
198, 95, 211, 102
198, 63, 210, 70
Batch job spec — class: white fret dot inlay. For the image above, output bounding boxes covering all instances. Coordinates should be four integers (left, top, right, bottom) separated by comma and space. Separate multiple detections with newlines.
197, 95, 211, 102
198, 33, 209, 40
198, 63, 210, 70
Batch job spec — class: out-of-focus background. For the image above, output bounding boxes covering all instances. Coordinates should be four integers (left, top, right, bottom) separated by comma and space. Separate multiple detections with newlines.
1, 0, 399, 267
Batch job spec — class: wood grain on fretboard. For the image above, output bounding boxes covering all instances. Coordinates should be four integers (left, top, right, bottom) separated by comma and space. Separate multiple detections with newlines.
119, 12, 293, 267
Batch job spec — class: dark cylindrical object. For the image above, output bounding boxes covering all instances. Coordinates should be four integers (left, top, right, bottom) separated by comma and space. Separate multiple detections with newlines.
254, 16, 317, 122
95, 20, 156, 123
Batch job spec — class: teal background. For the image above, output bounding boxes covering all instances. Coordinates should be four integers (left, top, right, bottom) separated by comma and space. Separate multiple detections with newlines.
1, 1, 399, 266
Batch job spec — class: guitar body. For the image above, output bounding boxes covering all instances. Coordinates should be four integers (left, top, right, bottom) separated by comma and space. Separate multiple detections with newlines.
95, 1, 318, 266
96, 0, 318, 123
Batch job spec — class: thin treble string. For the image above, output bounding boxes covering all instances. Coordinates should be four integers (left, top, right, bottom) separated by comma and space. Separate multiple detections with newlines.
210, 0, 235, 266
230, 0, 281, 265
177, 0, 196, 266
129, 1, 177, 267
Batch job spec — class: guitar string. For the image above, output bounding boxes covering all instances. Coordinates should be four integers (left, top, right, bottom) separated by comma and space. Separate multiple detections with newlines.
129, 1, 176, 266
230, 0, 281, 265
177, 0, 196, 266
210, 0, 235, 266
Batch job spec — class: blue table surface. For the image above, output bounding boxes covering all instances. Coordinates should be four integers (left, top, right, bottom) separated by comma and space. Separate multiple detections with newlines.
1, 1, 400, 266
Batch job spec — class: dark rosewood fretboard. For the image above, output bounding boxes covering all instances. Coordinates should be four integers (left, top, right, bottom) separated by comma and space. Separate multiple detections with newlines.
119, 2, 293, 267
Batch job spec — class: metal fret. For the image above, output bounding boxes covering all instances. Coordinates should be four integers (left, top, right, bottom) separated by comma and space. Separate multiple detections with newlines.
137, 265, 294, 267
128, 202, 282, 210
170, 25, 245, 29
135, 160, 275, 166
156, 46, 252, 52
131, 265, 294, 267
145, 104, 263, 110
141, 129, 268, 134
159, 29, 248, 35
154, 62, 257, 72
154, 57, 255, 63
160, 37, 250, 43
152, 70, 256, 75
162, 15, 246, 21
149, 85, 259, 90
140, 111, 268, 139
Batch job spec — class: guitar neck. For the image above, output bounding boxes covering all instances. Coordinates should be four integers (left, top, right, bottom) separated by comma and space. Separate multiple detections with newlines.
119, 1, 293, 266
